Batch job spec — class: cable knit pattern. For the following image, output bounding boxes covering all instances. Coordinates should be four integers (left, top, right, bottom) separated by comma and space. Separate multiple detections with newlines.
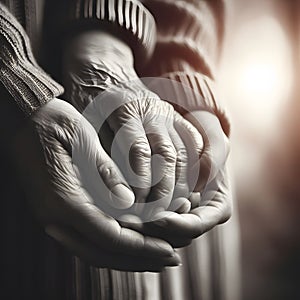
0, 3, 63, 116
68, 0, 157, 64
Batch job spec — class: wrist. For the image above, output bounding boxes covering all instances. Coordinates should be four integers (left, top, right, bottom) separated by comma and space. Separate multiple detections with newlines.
66, 0, 157, 66
0, 3, 63, 117
63, 30, 148, 111
66, 30, 134, 67
64, 30, 138, 87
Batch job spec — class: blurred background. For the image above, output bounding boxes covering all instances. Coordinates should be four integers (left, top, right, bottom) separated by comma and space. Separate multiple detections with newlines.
219, 0, 300, 299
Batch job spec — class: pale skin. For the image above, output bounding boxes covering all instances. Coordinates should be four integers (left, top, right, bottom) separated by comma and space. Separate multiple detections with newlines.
63, 31, 203, 216
63, 30, 232, 248
0, 2, 230, 272
13, 98, 181, 272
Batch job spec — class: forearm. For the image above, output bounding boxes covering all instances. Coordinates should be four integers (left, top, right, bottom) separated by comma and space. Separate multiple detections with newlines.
63, 30, 149, 112
0, 3, 63, 117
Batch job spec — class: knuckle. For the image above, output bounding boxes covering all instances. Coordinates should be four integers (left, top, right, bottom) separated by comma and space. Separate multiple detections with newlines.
176, 149, 188, 170
98, 161, 117, 180
130, 138, 152, 159
176, 148, 188, 166
98, 164, 112, 179
157, 143, 177, 164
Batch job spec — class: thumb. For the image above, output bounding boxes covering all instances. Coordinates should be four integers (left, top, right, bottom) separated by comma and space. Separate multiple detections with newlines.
72, 115, 135, 210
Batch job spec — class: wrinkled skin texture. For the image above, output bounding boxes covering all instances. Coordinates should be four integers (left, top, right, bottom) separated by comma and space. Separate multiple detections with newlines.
14, 98, 181, 271
122, 111, 232, 247
0, 6, 231, 273
63, 31, 205, 220
137, 111, 232, 247
63, 30, 232, 247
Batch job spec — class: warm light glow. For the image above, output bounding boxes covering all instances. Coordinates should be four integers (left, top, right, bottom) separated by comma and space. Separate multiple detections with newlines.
219, 14, 293, 182
220, 15, 293, 130
234, 16, 292, 115
239, 63, 280, 101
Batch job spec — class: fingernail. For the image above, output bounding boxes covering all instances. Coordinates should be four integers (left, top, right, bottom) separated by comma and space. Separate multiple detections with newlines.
189, 192, 201, 208
170, 197, 191, 213
110, 184, 135, 209
177, 200, 191, 214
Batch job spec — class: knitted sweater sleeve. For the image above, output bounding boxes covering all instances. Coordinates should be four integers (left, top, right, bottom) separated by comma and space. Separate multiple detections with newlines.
61, 0, 230, 135
142, 0, 225, 78
0, 3, 64, 117
41, 0, 157, 77
68, 0, 157, 64
141, 0, 230, 136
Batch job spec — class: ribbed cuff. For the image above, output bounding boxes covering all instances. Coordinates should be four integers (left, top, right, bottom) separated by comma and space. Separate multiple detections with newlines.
150, 71, 230, 137
67, 0, 157, 65
0, 3, 64, 117
142, 0, 219, 78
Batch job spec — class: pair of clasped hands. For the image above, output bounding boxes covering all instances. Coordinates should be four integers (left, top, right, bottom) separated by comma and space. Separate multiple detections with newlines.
19, 31, 231, 272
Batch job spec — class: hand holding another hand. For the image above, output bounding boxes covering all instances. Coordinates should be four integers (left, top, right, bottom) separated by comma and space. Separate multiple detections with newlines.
63, 30, 204, 219
63, 29, 232, 250
14, 98, 181, 271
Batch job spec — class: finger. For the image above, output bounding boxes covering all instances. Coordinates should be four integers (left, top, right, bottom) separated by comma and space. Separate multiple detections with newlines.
190, 170, 232, 234
98, 120, 114, 155
168, 126, 189, 199
40, 114, 177, 259
150, 234, 192, 249
62, 199, 177, 258
162, 236, 192, 248
184, 111, 229, 191
142, 221, 193, 248
189, 192, 201, 209
168, 197, 191, 214
46, 224, 181, 272
168, 126, 192, 213
144, 122, 177, 218
105, 104, 152, 205
118, 214, 192, 248
72, 115, 135, 209
149, 211, 202, 239
49, 168, 177, 260
173, 112, 204, 192
45, 170, 177, 259
149, 172, 232, 239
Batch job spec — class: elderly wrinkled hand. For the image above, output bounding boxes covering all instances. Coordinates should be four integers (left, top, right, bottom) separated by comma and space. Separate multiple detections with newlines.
63, 31, 204, 220
14, 98, 181, 271
140, 111, 232, 247
63, 30, 232, 248
120, 110, 231, 247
